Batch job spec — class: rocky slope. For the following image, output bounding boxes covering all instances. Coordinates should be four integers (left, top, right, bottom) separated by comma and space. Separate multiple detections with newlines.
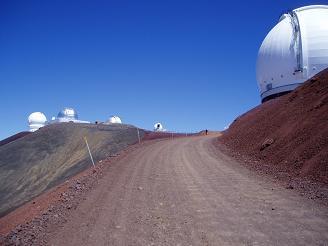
220, 68, 328, 185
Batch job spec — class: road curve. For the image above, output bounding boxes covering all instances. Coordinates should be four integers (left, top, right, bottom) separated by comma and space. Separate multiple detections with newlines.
48, 136, 328, 245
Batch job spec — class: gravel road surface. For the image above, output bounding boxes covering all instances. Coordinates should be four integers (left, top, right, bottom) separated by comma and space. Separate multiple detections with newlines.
48, 136, 328, 245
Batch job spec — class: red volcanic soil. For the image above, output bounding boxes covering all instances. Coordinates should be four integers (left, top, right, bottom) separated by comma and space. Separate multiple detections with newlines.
0, 132, 31, 147
0, 141, 152, 243
219, 68, 328, 191
143, 131, 198, 140
142, 130, 218, 141
0, 134, 195, 242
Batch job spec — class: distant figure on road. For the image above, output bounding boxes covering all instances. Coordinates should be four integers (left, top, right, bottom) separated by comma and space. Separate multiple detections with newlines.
205, 129, 208, 135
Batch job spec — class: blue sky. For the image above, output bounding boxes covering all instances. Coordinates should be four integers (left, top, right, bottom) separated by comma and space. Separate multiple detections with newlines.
0, 0, 326, 139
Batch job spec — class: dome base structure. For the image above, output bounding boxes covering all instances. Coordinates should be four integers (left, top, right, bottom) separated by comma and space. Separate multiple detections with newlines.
261, 82, 302, 102
262, 91, 293, 103
29, 124, 45, 132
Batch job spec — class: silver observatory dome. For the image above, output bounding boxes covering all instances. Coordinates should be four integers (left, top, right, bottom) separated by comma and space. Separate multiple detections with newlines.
57, 107, 78, 120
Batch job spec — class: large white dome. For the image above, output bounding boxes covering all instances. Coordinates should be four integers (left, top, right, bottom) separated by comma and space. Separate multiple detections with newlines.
28, 112, 47, 132
256, 5, 328, 102
107, 116, 122, 124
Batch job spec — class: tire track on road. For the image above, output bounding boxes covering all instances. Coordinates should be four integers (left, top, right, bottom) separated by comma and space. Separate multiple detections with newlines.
48, 136, 328, 246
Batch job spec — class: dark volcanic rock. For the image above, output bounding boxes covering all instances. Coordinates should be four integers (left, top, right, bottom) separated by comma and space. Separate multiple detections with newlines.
260, 138, 275, 151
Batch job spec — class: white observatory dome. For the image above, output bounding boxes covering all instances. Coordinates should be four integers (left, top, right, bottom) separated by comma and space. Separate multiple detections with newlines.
256, 5, 328, 102
154, 122, 164, 131
57, 107, 78, 120
107, 116, 122, 124
28, 112, 47, 132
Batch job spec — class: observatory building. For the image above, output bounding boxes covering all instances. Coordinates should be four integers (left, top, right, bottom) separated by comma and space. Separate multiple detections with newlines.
105, 116, 122, 124
49, 107, 90, 124
28, 107, 90, 132
28, 112, 47, 132
57, 107, 79, 122
154, 122, 165, 132
256, 5, 328, 102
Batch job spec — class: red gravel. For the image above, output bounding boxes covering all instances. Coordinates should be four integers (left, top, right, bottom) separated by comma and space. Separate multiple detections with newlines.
0, 136, 185, 244
219, 68, 328, 202
3, 136, 328, 245
0, 140, 154, 245
142, 131, 197, 140
142, 130, 217, 141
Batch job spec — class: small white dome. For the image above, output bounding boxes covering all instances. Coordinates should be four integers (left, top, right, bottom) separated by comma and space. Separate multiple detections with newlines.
107, 116, 122, 124
154, 122, 163, 131
28, 112, 47, 132
256, 5, 328, 102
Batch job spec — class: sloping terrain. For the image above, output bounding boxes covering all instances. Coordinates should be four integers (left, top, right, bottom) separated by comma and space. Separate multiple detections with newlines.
219, 68, 328, 184
0, 132, 31, 147
0, 123, 144, 217
2, 136, 328, 245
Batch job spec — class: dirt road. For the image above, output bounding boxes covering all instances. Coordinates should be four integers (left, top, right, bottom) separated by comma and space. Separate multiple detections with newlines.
48, 136, 328, 245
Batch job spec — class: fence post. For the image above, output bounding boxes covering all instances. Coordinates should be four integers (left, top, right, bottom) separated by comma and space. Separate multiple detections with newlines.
137, 128, 141, 144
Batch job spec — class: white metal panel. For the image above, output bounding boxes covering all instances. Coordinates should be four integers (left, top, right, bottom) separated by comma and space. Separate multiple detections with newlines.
256, 5, 328, 101
256, 17, 302, 97
297, 6, 328, 78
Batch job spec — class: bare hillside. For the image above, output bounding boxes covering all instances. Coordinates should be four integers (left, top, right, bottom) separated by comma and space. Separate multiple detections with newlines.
0, 123, 144, 217
0, 132, 31, 147
219, 68, 328, 185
